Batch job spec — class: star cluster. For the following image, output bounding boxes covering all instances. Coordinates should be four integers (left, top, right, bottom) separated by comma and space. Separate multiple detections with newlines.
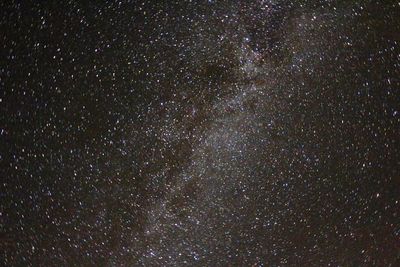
1, 1, 399, 266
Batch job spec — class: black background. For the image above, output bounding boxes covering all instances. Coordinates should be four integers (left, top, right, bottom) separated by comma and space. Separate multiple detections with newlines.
1, 1, 399, 266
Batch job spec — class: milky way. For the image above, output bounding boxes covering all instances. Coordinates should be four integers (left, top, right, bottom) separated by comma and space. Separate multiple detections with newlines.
2, 1, 400, 266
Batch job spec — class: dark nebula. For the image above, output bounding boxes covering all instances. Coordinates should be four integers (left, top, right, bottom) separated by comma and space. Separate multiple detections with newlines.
1, 1, 399, 266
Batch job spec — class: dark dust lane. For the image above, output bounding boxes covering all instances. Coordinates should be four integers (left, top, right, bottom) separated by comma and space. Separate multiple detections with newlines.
1, 1, 399, 266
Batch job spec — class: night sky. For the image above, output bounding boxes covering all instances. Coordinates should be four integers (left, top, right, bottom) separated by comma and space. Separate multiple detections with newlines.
1, 0, 400, 266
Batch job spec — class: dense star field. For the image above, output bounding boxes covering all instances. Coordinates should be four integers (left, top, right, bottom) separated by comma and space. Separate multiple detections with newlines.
1, 0, 399, 266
